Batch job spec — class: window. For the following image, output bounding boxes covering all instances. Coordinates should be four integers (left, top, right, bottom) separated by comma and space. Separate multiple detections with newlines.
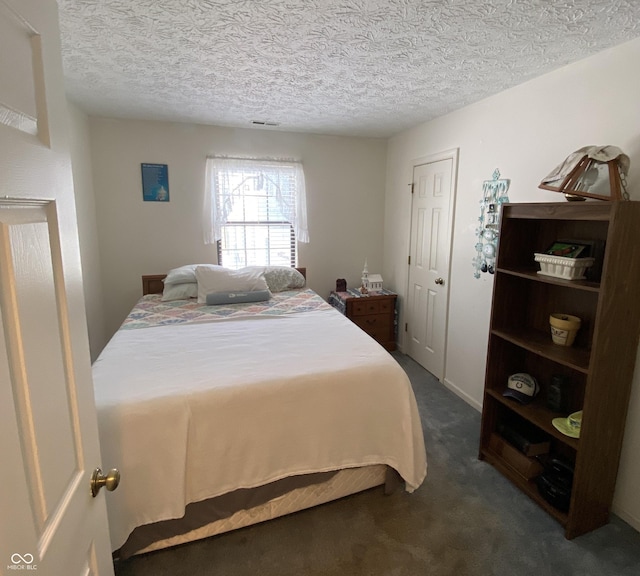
204, 158, 309, 269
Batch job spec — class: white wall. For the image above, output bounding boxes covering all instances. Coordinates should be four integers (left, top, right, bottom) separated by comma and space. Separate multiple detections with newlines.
88, 119, 387, 338
384, 37, 640, 530
66, 100, 107, 360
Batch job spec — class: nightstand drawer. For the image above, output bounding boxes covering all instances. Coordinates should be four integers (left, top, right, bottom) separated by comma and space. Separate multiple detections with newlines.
352, 300, 380, 316
352, 315, 392, 341
352, 314, 392, 338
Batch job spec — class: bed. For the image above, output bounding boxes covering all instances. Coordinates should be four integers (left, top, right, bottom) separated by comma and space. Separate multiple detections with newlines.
91, 266, 427, 558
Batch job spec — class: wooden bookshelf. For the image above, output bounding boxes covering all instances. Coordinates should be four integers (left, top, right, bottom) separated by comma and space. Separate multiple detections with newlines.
479, 201, 640, 539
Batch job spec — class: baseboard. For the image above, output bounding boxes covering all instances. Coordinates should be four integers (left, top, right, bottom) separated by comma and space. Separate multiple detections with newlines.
442, 377, 482, 412
395, 350, 482, 413
611, 505, 640, 533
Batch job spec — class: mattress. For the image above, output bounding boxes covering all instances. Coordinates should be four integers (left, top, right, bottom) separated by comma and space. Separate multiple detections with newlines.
92, 289, 427, 554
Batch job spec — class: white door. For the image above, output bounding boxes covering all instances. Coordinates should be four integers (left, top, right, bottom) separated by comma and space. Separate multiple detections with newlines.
0, 1, 115, 574
406, 155, 456, 380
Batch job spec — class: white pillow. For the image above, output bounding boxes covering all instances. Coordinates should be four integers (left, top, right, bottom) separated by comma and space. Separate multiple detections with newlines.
195, 266, 270, 303
242, 266, 305, 292
161, 282, 198, 301
165, 264, 219, 285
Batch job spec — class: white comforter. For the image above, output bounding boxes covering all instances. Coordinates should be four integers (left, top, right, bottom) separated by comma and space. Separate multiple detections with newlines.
92, 307, 427, 551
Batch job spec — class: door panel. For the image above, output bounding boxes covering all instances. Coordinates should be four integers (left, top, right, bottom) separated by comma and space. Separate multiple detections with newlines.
414, 207, 426, 267
406, 156, 455, 380
425, 288, 437, 352
2, 204, 80, 544
428, 208, 441, 271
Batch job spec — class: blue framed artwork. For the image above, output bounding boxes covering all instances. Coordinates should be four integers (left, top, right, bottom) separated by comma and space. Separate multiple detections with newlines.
141, 163, 170, 202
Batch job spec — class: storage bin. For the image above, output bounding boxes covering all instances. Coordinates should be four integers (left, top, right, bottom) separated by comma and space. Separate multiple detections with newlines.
534, 253, 595, 280
489, 433, 543, 480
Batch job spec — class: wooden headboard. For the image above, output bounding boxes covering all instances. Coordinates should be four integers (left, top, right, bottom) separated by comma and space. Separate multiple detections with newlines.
142, 275, 168, 296
142, 267, 307, 295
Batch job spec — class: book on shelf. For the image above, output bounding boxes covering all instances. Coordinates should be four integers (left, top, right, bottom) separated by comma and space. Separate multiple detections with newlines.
498, 421, 550, 457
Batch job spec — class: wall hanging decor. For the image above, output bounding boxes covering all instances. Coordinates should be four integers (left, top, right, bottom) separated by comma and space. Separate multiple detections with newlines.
539, 145, 630, 201
141, 163, 170, 202
473, 169, 510, 278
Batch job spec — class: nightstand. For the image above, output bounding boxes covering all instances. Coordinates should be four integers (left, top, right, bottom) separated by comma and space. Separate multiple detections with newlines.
328, 289, 397, 351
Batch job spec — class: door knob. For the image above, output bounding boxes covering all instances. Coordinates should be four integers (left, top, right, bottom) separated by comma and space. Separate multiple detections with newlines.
91, 467, 120, 497
435, 278, 445, 285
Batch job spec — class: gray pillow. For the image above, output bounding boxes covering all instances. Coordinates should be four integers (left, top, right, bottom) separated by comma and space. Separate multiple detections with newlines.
205, 290, 271, 305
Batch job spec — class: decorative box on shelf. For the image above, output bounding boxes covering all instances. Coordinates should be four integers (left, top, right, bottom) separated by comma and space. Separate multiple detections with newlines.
534, 253, 595, 280
488, 433, 543, 480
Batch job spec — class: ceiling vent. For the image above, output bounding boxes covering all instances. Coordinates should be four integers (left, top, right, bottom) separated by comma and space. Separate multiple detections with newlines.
251, 120, 280, 127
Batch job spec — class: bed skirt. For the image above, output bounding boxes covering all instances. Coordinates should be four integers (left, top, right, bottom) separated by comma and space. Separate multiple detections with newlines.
118, 464, 394, 558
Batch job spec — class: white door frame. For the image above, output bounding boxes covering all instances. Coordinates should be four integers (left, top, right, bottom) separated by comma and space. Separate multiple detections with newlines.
403, 148, 459, 380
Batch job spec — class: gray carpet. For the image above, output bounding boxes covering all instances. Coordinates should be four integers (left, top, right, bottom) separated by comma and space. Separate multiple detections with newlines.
114, 352, 640, 576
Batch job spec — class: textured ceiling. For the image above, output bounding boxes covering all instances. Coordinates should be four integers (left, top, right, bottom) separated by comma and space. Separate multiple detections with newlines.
57, 1, 640, 138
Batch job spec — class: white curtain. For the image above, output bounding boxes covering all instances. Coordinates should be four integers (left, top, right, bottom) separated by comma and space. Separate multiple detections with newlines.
203, 157, 309, 244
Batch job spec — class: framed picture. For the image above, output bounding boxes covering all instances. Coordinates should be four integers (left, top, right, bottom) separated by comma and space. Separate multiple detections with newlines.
544, 241, 589, 259
557, 238, 605, 281
141, 163, 170, 202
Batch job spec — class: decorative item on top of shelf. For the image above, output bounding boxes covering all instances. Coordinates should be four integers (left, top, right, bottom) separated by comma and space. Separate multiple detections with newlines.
473, 169, 510, 278
539, 145, 630, 201
549, 313, 581, 346
359, 259, 383, 294
336, 278, 347, 292
502, 373, 539, 405
534, 240, 595, 280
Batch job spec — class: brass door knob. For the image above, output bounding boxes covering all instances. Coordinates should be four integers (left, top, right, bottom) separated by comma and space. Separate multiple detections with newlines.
91, 467, 120, 497
435, 278, 445, 285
